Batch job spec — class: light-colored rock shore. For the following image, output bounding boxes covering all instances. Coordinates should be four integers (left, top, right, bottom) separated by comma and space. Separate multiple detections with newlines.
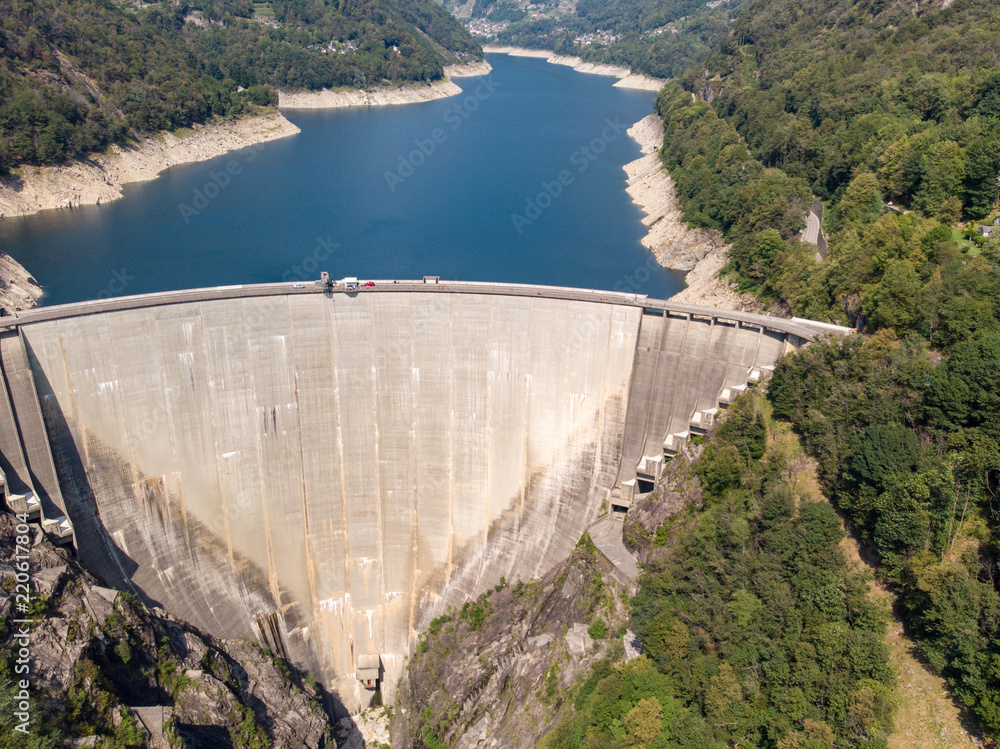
444, 59, 494, 78
279, 78, 461, 109
278, 60, 493, 109
0, 252, 42, 314
0, 111, 300, 219
483, 46, 667, 91
624, 114, 761, 311
614, 74, 666, 92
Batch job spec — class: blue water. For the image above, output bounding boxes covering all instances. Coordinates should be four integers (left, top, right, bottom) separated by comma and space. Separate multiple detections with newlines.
0, 54, 683, 306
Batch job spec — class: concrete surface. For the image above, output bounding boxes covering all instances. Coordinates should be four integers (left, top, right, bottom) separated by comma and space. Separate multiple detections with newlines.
587, 515, 639, 583
0, 280, 843, 714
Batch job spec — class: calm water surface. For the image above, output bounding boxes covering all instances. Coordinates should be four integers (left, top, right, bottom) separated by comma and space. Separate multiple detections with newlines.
1, 54, 683, 306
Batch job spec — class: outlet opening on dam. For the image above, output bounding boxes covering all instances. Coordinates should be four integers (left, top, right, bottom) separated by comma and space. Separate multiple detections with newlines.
0, 278, 850, 714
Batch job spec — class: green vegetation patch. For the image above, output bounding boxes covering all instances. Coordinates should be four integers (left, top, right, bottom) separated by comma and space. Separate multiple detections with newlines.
546, 393, 896, 748
771, 333, 1000, 737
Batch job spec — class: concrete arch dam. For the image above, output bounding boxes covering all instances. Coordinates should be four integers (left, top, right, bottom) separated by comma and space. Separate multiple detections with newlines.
0, 280, 842, 713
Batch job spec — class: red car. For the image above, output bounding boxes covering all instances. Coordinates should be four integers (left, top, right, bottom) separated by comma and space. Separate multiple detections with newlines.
363, 281, 375, 287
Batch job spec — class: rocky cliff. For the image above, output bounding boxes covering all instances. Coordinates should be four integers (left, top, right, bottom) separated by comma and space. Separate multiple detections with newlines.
0, 253, 42, 315
391, 535, 634, 748
624, 114, 764, 313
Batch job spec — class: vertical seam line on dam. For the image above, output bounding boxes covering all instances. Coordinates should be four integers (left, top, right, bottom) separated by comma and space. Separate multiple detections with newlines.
372, 293, 388, 656
329, 294, 354, 668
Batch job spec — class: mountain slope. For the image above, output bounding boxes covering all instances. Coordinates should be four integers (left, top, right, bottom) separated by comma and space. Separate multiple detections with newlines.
0, 0, 479, 171
448, 0, 744, 79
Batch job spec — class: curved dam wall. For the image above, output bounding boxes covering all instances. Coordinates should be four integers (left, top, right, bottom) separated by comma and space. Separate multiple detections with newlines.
0, 281, 838, 714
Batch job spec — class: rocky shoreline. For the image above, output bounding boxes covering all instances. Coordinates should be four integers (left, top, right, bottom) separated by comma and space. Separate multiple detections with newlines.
444, 59, 495, 78
278, 78, 462, 108
278, 59, 493, 109
0, 251, 42, 314
483, 46, 666, 91
0, 111, 300, 219
624, 114, 762, 311
0, 60, 496, 219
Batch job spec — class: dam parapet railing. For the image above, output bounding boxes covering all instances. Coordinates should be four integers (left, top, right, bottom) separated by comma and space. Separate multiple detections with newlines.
1, 277, 852, 342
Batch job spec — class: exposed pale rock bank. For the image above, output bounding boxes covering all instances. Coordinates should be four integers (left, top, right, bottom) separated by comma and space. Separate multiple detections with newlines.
444, 59, 494, 78
278, 60, 493, 109
0, 251, 42, 314
0, 111, 300, 219
483, 46, 667, 91
279, 79, 462, 108
624, 114, 761, 311
614, 73, 667, 92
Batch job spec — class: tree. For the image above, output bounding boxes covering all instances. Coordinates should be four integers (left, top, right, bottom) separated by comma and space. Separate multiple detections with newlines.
847, 422, 920, 493
776, 718, 837, 749
871, 476, 931, 559
739, 228, 787, 284
863, 259, 922, 331
916, 141, 966, 220
963, 136, 1000, 220
840, 171, 883, 226
925, 330, 1000, 435
624, 698, 665, 749
704, 663, 744, 727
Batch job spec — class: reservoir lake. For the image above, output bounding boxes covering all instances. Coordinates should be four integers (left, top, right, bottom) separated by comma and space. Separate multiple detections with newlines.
1, 54, 684, 307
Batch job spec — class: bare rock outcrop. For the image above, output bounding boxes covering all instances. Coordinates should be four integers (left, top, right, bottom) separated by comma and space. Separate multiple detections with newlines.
622, 444, 704, 566
279, 59, 493, 109
0, 252, 42, 314
278, 78, 464, 109
444, 60, 494, 78
392, 537, 632, 748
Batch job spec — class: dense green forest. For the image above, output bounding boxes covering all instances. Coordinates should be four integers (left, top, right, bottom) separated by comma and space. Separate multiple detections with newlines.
652, 8, 1000, 730
656, 0, 1000, 337
769, 332, 1000, 737
543, 395, 896, 748
0, 0, 478, 171
449, 0, 744, 79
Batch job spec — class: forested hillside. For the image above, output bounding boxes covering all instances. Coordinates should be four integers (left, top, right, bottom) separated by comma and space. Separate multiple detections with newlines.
0, 0, 479, 171
658, 0, 1000, 337
448, 0, 743, 79
636, 0, 1000, 742
769, 333, 1000, 739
